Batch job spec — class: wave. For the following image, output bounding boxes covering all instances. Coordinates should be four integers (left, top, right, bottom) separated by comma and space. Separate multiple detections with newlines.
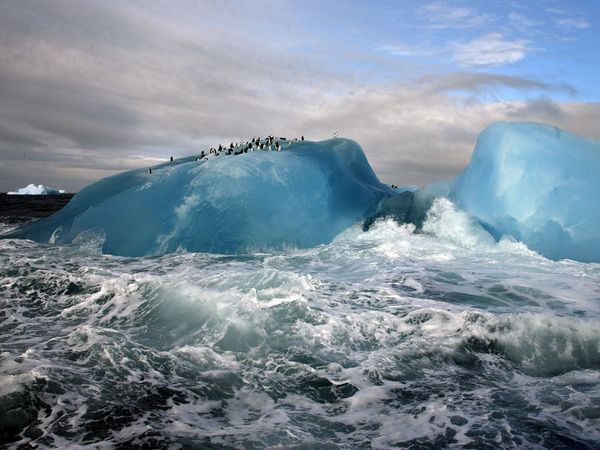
2, 198, 600, 448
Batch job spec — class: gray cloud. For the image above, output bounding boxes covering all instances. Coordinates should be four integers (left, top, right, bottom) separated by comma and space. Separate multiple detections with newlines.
0, 0, 598, 192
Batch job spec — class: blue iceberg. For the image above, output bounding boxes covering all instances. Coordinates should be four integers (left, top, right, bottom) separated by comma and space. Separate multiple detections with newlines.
4, 139, 392, 256
449, 122, 600, 262
4, 122, 600, 262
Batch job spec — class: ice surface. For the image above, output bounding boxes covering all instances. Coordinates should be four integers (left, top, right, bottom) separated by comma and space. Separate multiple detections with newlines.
450, 122, 600, 262
7, 183, 65, 195
4, 123, 599, 262
4, 139, 393, 256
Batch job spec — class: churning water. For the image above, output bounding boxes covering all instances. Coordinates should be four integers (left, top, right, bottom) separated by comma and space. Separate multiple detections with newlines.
1, 199, 600, 448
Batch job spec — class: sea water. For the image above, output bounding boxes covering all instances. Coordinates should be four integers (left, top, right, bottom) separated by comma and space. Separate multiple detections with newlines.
2, 199, 599, 448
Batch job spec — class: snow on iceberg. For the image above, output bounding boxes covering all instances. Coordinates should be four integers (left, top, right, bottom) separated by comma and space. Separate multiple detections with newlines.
3, 139, 393, 256
8, 184, 65, 195
449, 122, 600, 262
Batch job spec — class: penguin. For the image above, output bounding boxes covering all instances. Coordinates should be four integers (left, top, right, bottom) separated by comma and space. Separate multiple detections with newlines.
148, 168, 152, 174
301, 135, 304, 141
170, 156, 174, 162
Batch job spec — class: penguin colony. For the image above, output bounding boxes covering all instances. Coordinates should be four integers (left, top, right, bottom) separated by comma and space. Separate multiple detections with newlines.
157, 134, 397, 189
164, 135, 304, 167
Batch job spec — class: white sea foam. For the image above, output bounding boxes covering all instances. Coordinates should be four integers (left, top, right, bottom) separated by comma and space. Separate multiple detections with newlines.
1, 200, 600, 447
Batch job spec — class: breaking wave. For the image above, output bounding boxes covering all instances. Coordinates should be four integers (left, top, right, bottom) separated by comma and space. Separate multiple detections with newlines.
1, 199, 600, 448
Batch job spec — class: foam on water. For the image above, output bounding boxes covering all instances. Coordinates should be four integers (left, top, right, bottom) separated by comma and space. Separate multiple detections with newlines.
1, 202, 600, 447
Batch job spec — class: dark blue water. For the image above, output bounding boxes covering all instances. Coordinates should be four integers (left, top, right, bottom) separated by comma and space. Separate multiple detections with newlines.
1, 200, 600, 448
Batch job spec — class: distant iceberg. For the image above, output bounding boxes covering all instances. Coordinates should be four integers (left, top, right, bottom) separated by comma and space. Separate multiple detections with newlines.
8, 184, 66, 195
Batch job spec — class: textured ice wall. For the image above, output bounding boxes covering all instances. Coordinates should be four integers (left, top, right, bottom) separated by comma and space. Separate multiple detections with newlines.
4, 139, 392, 256
450, 122, 600, 262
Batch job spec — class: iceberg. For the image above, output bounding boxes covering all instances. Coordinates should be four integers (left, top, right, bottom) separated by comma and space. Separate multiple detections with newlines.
3, 123, 600, 262
3, 139, 393, 256
8, 184, 65, 195
449, 122, 600, 262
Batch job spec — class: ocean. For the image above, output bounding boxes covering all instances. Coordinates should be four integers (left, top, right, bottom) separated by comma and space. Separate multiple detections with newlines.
1, 195, 599, 448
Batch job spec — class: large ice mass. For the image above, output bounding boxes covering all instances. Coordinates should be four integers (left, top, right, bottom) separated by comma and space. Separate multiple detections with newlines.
3, 122, 600, 262
3, 139, 393, 256
7, 184, 65, 195
449, 122, 600, 262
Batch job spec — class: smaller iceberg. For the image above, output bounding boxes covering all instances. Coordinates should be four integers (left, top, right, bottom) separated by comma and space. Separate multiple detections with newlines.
8, 184, 66, 195
449, 122, 600, 262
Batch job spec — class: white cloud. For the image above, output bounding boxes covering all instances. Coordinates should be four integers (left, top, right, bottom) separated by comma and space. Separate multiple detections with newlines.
451, 33, 533, 67
554, 17, 590, 29
421, 1, 495, 29
507, 12, 541, 31
546, 5, 590, 29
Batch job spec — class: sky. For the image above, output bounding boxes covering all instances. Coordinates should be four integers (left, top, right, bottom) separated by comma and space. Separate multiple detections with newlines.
0, 0, 599, 192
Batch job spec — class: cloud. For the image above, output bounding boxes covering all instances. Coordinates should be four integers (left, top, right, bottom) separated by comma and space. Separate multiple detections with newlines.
507, 12, 541, 32
451, 33, 534, 67
554, 17, 590, 29
421, 1, 495, 29
546, 5, 590, 29
379, 43, 418, 57
0, 1, 597, 193
419, 72, 573, 95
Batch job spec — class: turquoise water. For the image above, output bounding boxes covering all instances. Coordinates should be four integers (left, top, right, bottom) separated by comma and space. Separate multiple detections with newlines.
2, 201, 599, 448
